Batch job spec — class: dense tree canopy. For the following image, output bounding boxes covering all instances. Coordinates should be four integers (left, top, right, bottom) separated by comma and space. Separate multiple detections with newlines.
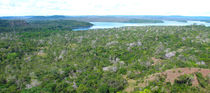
0, 19, 93, 32
0, 23, 209, 93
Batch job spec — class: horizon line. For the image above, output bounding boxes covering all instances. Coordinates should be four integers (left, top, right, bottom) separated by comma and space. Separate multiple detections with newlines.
1, 15, 210, 17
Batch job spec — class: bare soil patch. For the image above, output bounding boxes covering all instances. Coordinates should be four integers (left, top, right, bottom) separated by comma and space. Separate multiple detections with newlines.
123, 68, 210, 93
163, 68, 210, 84
138, 68, 210, 87
151, 57, 162, 65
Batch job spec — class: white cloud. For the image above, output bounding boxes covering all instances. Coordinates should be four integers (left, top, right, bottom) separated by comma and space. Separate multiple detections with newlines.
0, 0, 210, 16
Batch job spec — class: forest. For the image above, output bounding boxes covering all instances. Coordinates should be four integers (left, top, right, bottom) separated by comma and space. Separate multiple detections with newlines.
0, 19, 209, 93
0, 19, 93, 32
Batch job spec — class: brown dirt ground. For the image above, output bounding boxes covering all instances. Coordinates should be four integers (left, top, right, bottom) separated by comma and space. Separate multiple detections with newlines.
138, 68, 210, 87
162, 68, 210, 84
151, 57, 162, 65
123, 68, 210, 93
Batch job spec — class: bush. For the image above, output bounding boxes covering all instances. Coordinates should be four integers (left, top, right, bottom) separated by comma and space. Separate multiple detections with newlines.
175, 74, 194, 86
195, 72, 208, 88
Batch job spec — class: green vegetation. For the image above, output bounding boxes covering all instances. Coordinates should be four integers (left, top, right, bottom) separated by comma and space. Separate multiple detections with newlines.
0, 23, 209, 93
195, 72, 209, 88
0, 19, 93, 32
174, 74, 194, 86
125, 19, 164, 23
141, 73, 210, 93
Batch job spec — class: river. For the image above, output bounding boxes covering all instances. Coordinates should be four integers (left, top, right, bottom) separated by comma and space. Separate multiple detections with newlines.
73, 20, 210, 31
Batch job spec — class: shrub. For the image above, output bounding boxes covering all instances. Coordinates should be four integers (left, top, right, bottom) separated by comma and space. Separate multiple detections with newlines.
175, 74, 194, 86
195, 72, 208, 88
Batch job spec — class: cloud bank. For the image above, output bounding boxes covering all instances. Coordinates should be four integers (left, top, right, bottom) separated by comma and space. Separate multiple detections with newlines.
0, 0, 209, 16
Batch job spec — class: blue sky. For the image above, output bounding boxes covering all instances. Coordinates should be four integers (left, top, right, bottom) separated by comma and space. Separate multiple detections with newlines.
0, 0, 210, 16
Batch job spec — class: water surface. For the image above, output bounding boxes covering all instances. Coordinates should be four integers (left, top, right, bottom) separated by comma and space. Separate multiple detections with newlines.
73, 21, 210, 31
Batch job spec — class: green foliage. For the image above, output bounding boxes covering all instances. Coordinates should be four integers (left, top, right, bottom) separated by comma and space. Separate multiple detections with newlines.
76, 84, 89, 93
0, 19, 93, 32
175, 74, 194, 86
7, 53, 18, 60
138, 89, 152, 93
0, 25, 209, 93
118, 68, 127, 74
195, 72, 208, 88
98, 84, 109, 93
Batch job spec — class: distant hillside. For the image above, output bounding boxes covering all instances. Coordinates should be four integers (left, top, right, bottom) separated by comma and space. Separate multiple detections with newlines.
1, 15, 210, 23
0, 19, 93, 32
28, 15, 67, 20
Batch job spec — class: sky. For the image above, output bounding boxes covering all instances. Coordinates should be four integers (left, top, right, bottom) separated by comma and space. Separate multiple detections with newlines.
0, 0, 210, 16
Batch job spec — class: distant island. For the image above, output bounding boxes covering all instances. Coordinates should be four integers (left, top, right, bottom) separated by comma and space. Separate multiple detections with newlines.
124, 19, 164, 23
203, 20, 210, 23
